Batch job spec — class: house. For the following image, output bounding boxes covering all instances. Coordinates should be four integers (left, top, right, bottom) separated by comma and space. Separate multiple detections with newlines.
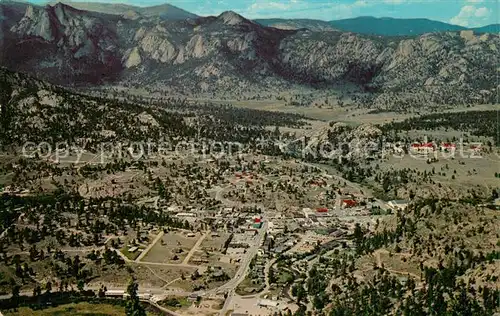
128, 247, 138, 253
388, 200, 409, 211
188, 293, 199, 301
440, 143, 456, 153
410, 142, 434, 154
469, 144, 482, 155
316, 207, 328, 213
342, 199, 357, 208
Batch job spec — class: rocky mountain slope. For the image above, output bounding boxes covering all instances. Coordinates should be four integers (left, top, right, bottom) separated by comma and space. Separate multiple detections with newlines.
1, 2, 499, 107
3, 3, 122, 83
48, 1, 198, 20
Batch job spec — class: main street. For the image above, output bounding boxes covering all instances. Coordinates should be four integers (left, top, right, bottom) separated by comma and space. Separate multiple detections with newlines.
217, 221, 268, 316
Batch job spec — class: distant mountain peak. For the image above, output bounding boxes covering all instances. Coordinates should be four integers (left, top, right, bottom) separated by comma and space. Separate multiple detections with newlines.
218, 11, 248, 25
45, 1, 198, 20
122, 9, 141, 20
50, 1, 81, 13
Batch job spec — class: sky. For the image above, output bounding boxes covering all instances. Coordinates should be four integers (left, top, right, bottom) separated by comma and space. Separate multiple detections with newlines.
31, 0, 499, 27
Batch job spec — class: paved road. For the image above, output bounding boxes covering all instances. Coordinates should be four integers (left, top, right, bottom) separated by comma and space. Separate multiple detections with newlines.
217, 221, 268, 315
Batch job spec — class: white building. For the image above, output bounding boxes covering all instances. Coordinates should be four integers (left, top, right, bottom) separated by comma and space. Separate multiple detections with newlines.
258, 299, 279, 308
388, 200, 409, 211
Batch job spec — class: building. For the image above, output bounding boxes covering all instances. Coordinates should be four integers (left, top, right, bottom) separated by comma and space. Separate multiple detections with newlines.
388, 200, 409, 211
469, 144, 482, 155
410, 142, 434, 154
316, 207, 328, 213
253, 221, 263, 229
342, 199, 357, 208
440, 143, 456, 153
258, 299, 279, 308
302, 208, 314, 218
188, 293, 199, 301
486, 198, 500, 210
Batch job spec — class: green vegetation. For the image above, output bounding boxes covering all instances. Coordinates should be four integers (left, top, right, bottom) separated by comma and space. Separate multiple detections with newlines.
160, 296, 192, 310
125, 279, 146, 316
381, 110, 500, 145
120, 247, 141, 261
3, 302, 127, 315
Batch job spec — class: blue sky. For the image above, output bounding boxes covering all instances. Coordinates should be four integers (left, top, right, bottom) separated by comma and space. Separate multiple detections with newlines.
33, 0, 498, 26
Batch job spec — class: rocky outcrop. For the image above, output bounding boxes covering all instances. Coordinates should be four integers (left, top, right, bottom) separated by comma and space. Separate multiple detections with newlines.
123, 47, 141, 68
218, 11, 248, 26
139, 32, 177, 63
12, 5, 56, 41
8, 3, 121, 83
2, 2, 499, 104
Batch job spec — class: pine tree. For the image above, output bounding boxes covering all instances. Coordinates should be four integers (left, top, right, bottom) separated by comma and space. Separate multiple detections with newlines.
126, 279, 146, 316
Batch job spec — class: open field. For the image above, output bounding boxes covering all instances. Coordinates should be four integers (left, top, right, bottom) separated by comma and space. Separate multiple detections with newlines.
3, 302, 128, 316
381, 153, 500, 188
202, 99, 500, 125
142, 231, 201, 264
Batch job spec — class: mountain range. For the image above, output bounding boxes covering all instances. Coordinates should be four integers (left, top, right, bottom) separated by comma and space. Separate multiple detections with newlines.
0, 1, 498, 108
256, 17, 499, 36
47, 0, 198, 20
8, 1, 498, 36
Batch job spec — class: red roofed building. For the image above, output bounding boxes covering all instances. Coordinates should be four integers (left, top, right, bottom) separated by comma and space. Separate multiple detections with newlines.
410, 142, 435, 154
316, 207, 328, 213
254, 217, 261, 223
342, 199, 357, 208
440, 143, 456, 152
